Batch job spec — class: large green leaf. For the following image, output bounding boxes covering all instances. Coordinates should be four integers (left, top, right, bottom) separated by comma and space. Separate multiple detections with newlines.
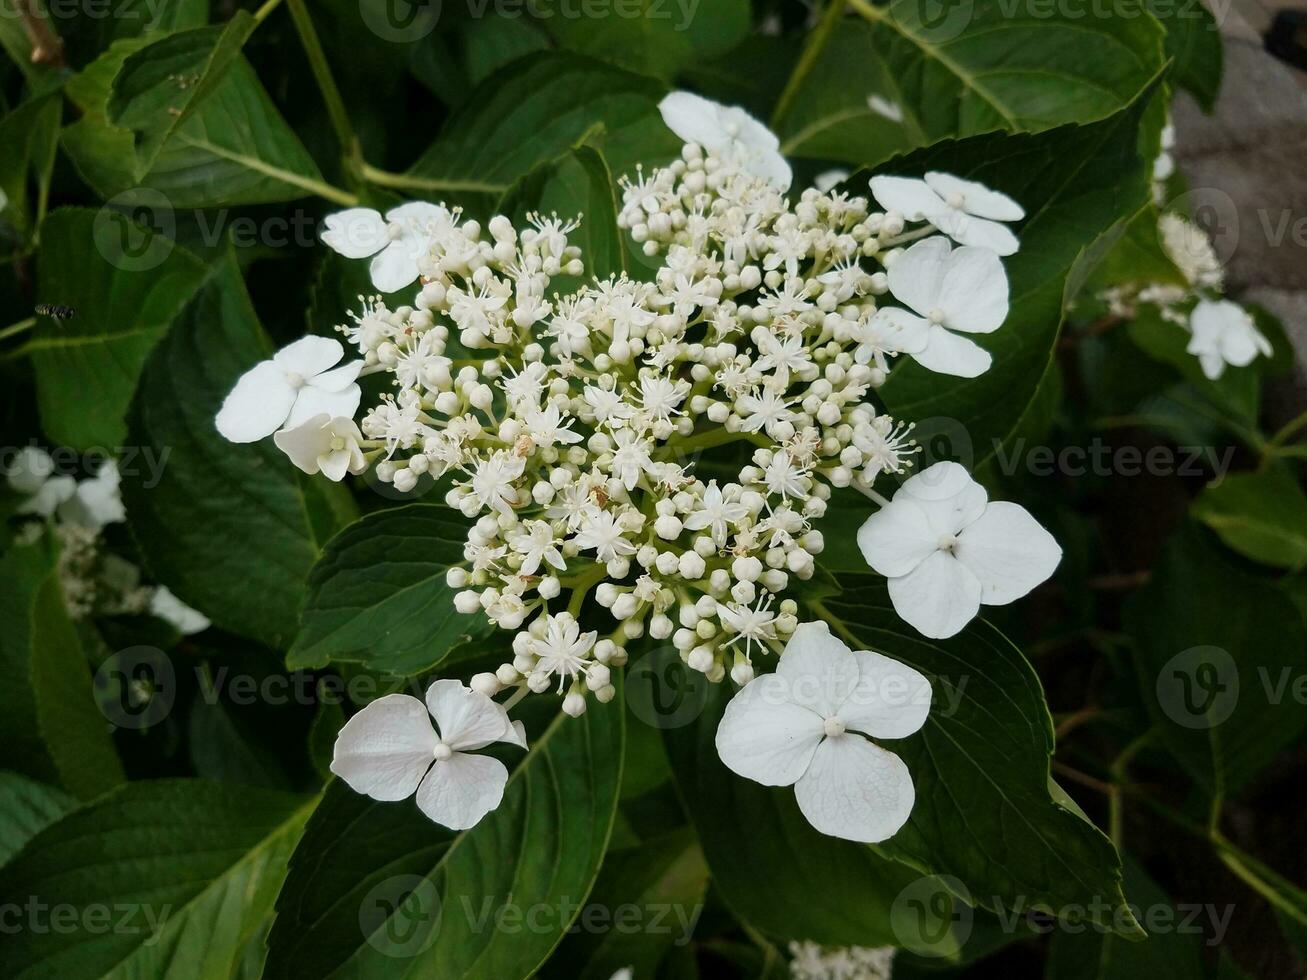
531, 0, 750, 80
263, 687, 625, 979
1125, 525, 1307, 797
776, 0, 1163, 165
657, 645, 960, 953
408, 52, 679, 217
0, 537, 124, 801
287, 504, 490, 676
121, 254, 356, 650
62, 33, 323, 208
0, 779, 314, 978
1192, 465, 1307, 571
31, 207, 208, 450
540, 827, 710, 980
0, 772, 75, 868
1150, 0, 1223, 111
874, 84, 1156, 468
0, 92, 60, 246
816, 576, 1138, 935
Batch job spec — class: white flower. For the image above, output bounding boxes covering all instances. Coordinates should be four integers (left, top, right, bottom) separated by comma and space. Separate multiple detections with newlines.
609, 428, 654, 490
523, 403, 583, 448
330, 681, 526, 831
882, 236, 1008, 378
574, 509, 637, 563
59, 460, 125, 529
717, 594, 778, 659
1187, 299, 1271, 380
857, 462, 1061, 639
737, 388, 794, 437
659, 91, 792, 189
216, 336, 362, 443
789, 940, 896, 980
715, 621, 930, 842
683, 480, 748, 546
150, 586, 210, 635
814, 168, 850, 193
7, 447, 76, 517
870, 172, 1023, 255
509, 520, 565, 575
530, 612, 598, 687
321, 202, 452, 293
1158, 213, 1223, 291
469, 451, 526, 513
273, 414, 368, 481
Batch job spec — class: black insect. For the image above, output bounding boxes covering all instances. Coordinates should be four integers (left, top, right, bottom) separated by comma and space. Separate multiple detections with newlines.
35, 304, 75, 320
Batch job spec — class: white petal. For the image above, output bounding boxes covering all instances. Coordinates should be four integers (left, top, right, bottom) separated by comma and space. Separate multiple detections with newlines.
841, 650, 932, 740
744, 148, 793, 191
286, 384, 362, 429
658, 91, 727, 150
20, 475, 75, 516
149, 586, 210, 635
937, 246, 1008, 334
318, 449, 355, 483
887, 235, 951, 317
6, 447, 54, 494
874, 307, 931, 354
273, 336, 345, 378
415, 752, 508, 831
330, 693, 436, 801
794, 735, 915, 843
887, 550, 982, 639
910, 325, 993, 378
215, 361, 296, 443
311, 359, 364, 392
899, 460, 975, 501
857, 499, 937, 577
321, 208, 387, 259
775, 621, 865, 716
369, 240, 421, 293
273, 413, 332, 475
425, 679, 516, 751
385, 201, 448, 228
715, 673, 825, 786
869, 176, 946, 222
500, 720, 529, 750
955, 501, 1062, 606
932, 209, 1019, 256
925, 172, 1024, 221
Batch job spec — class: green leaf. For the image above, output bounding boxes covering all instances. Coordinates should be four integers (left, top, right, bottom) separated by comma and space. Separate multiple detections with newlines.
1125, 525, 1307, 797
0, 536, 125, 801
498, 144, 628, 289
1150, 0, 1223, 111
776, 1, 1164, 166
62, 34, 324, 208
0, 92, 60, 246
1046, 857, 1206, 979
875, 83, 1157, 467
817, 576, 1138, 935
409, 12, 550, 105
0, 779, 315, 978
122, 254, 356, 650
408, 52, 679, 217
31, 207, 209, 450
0, 772, 74, 868
531, 0, 750, 80
1192, 466, 1307, 570
657, 645, 957, 952
107, 13, 256, 174
288, 504, 491, 676
540, 827, 709, 980
264, 687, 625, 979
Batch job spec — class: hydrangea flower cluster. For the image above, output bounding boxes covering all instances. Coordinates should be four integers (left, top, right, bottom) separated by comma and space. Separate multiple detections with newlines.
216, 92, 1063, 839
1101, 213, 1270, 380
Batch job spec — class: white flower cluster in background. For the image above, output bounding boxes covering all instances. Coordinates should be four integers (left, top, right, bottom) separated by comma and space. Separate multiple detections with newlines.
789, 940, 896, 980
217, 92, 1064, 837
5, 448, 209, 632
1101, 213, 1271, 380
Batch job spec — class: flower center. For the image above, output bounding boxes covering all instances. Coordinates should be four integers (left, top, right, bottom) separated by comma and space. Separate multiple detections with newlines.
947, 191, 965, 209
823, 716, 846, 738
433, 742, 453, 761
937, 533, 959, 553
285, 371, 306, 389
329, 436, 346, 452
927, 307, 945, 325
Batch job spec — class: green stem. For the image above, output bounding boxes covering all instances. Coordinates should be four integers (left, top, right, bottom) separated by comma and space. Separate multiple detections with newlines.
0, 317, 37, 343
771, 0, 846, 127
1107, 731, 1152, 848
175, 134, 358, 206
252, 0, 285, 24
360, 163, 509, 197
286, 0, 361, 179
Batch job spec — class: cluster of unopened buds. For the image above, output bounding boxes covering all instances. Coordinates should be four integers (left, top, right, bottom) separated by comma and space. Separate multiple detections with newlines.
216, 92, 1063, 837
